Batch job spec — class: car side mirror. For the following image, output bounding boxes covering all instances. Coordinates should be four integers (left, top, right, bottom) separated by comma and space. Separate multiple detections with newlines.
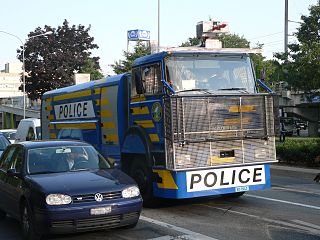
7, 168, 20, 177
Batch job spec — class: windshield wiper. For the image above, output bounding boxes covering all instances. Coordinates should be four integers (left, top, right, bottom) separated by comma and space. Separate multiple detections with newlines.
218, 88, 249, 93
175, 88, 212, 94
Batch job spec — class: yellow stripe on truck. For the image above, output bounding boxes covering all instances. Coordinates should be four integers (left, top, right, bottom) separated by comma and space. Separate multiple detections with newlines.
54, 123, 96, 129
224, 117, 251, 125
149, 134, 160, 142
100, 110, 112, 117
102, 122, 115, 129
134, 120, 154, 128
53, 90, 92, 101
96, 99, 109, 106
153, 170, 178, 189
131, 106, 149, 115
104, 134, 118, 142
229, 105, 256, 113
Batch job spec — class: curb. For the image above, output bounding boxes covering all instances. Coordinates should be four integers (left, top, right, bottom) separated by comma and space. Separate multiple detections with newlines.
270, 164, 319, 174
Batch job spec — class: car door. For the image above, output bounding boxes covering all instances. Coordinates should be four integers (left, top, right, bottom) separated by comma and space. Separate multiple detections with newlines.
0, 145, 24, 218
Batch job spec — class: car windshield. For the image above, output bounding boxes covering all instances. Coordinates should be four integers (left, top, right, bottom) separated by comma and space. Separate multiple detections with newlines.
165, 54, 256, 94
2, 132, 16, 140
27, 146, 111, 175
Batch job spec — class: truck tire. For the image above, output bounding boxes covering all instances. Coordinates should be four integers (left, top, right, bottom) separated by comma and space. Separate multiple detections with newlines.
222, 192, 245, 198
0, 208, 6, 219
130, 160, 158, 207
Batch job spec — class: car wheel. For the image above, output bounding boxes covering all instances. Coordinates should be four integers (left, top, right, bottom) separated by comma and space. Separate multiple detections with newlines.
21, 204, 41, 240
0, 208, 6, 219
130, 160, 159, 207
122, 220, 139, 229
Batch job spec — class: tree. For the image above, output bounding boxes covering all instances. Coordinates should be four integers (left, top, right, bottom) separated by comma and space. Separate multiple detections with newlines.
80, 58, 104, 80
180, 37, 200, 47
275, 1, 320, 93
111, 41, 151, 74
218, 33, 250, 48
17, 20, 102, 100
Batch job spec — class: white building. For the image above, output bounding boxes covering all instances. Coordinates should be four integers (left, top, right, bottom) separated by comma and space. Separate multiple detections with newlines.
0, 62, 23, 98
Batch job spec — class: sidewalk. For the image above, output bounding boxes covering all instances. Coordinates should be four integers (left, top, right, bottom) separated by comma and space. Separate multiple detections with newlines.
270, 163, 319, 174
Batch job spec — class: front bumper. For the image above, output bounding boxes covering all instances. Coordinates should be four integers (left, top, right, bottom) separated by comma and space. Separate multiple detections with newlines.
33, 197, 142, 234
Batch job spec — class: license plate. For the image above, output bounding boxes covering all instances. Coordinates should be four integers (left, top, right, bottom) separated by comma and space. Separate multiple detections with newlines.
235, 186, 249, 192
90, 206, 112, 215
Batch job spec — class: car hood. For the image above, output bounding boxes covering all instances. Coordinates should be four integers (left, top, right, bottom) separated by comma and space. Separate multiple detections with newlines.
27, 169, 137, 195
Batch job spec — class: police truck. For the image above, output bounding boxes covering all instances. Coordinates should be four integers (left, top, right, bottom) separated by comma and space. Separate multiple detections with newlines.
42, 47, 278, 206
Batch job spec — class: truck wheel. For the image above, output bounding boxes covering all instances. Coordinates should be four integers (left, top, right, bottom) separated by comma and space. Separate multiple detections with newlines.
0, 209, 6, 219
222, 192, 245, 198
130, 160, 158, 207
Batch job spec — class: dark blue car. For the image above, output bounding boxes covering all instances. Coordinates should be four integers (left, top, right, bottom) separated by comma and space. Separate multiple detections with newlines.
0, 140, 142, 239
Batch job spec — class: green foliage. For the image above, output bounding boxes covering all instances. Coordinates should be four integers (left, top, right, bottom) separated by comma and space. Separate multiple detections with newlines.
275, 1, 320, 93
80, 58, 104, 80
111, 41, 151, 74
276, 138, 320, 167
218, 34, 250, 48
17, 19, 101, 100
180, 37, 200, 47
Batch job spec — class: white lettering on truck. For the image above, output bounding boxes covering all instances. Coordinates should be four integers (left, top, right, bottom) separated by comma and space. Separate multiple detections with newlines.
54, 101, 95, 120
186, 165, 265, 192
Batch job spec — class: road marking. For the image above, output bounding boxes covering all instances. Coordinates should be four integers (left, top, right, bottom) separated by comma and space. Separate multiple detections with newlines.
272, 186, 320, 195
292, 220, 320, 231
140, 216, 218, 240
151, 235, 206, 240
197, 204, 320, 236
245, 194, 320, 210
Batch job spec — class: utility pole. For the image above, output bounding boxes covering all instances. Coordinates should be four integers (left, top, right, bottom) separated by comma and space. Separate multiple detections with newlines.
157, 0, 160, 52
284, 0, 288, 53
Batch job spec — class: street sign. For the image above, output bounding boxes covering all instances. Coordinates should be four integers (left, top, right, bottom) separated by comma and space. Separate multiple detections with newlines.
127, 29, 150, 41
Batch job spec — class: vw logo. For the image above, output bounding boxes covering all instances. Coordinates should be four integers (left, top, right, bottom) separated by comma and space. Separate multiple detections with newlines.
94, 193, 103, 202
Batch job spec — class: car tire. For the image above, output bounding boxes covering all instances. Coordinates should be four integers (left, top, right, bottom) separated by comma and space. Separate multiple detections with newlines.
0, 209, 6, 219
21, 203, 41, 240
122, 220, 139, 229
130, 160, 159, 207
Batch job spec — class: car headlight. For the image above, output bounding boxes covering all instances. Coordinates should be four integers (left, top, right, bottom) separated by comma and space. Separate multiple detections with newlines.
46, 194, 72, 205
122, 186, 140, 198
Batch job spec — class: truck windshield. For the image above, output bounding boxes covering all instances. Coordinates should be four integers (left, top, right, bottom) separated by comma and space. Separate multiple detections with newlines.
165, 54, 256, 94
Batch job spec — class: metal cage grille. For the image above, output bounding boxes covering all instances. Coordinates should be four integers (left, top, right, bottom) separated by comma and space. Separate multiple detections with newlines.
164, 95, 277, 170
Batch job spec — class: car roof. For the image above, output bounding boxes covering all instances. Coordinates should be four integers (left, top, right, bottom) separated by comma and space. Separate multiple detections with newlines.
15, 140, 91, 149
0, 129, 17, 132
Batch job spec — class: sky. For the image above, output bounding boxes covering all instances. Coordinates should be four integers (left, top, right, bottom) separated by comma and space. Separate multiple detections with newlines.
0, 0, 318, 75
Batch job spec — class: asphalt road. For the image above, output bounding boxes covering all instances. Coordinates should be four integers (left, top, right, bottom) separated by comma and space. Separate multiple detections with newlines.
1, 165, 319, 240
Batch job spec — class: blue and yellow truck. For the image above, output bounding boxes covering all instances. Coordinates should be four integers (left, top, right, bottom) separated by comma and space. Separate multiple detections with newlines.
42, 47, 278, 205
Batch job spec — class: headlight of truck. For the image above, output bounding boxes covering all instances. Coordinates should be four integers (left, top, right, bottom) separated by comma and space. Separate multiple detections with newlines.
46, 194, 72, 205
122, 186, 140, 198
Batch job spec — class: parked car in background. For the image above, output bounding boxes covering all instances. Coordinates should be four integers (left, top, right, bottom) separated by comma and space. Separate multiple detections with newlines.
0, 129, 17, 143
295, 119, 308, 130
280, 117, 295, 136
0, 132, 11, 156
15, 118, 41, 142
0, 140, 142, 240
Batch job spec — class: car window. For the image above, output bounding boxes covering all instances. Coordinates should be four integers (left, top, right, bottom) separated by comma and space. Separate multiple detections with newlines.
27, 146, 111, 175
0, 135, 10, 151
12, 147, 23, 172
36, 127, 41, 140
0, 146, 18, 171
27, 127, 35, 141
